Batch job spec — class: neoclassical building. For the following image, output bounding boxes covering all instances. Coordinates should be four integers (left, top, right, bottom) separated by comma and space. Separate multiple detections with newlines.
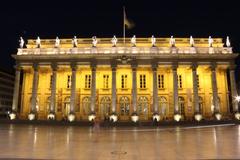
10, 36, 240, 122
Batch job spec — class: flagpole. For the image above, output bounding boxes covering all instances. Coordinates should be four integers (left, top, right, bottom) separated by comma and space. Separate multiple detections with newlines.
123, 6, 125, 45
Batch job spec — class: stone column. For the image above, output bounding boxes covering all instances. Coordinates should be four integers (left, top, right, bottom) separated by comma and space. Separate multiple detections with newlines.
12, 65, 21, 113
229, 66, 239, 112
70, 63, 77, 115
192, 63, 200, 114
172, 64, 179, 114
152, 65, 158, 114
30, 63, 39, 114
211, 64, 219, 113
90, 65, 96, 113
49, 64, 58, 116
111, 65, 117, 113
132, 64, 137, 113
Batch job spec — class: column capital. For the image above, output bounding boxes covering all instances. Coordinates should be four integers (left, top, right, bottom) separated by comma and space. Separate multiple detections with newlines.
229, 65, 236, 71
191, 63, 198, 70
70, 63, 77, 71
151, 63, 158, 71
32, 63, 39, 71
131, 62, 138, 70
14, 64, 22, 71
51, 63, 58, 71
210, 62, 217, 71
172, 63, 178, 70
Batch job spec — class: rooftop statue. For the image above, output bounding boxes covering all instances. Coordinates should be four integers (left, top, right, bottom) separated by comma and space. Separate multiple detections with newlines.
19, 37, 24, 48
72, 36, 78, 48
111, 35, 117, 47
36, 36, 41, 48
190, 36, 195, 47
170, 36, 175, 47
55, 37, 60, 48
92, 36, 98, 47
151, 35, 156, 47
226, 36, 231, 47
131, 35, 136, 47
208, 36, 213, 47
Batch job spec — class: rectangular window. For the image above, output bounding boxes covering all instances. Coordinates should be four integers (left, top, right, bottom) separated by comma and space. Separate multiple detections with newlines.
85, 75, 91, 89
140, 74, 146, 89
103, 75, 109, 89
197, 75, 200, 88
121, 75, 127, 89
178, 75, 182, 89
158, 74, 164, 89
67, 75, 71, 89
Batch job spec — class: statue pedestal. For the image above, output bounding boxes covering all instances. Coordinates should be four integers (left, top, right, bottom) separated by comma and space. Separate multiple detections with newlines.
47, 113, 55, 120
68, 113, 75, 122
174, 114, 182, 122
152, 114, 160, 122
28, 113, 36, 121
194, 113, 203, 121
9, 112, 17, 120
234, 112, 240, 120
109, 114, 118, 122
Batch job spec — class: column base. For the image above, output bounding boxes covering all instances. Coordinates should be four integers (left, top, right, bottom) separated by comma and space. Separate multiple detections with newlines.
174, 114, 182, 122
152, 113, 160, 122
88, 113, 96, 122
68, 113, 75, 122
109, 113, 118, 122
47, 113, 55, 120
214, 112, 222, 121
194, 113, 203, 121
28, 113, 36, 121
9, 112, 17, 120
234, 112, 240, 120
131, 113, 139, 123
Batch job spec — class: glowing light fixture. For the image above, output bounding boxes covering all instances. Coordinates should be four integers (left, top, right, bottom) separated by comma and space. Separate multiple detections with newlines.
174, 114, 181, 122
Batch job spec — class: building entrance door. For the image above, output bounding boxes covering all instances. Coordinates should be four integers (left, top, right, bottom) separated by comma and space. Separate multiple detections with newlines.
119, 96, 130, 120
100, 96, 111, 120
137, 96, 149, 120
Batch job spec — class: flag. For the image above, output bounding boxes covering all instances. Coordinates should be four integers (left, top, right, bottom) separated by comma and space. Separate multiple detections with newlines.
124, 7, 135, 29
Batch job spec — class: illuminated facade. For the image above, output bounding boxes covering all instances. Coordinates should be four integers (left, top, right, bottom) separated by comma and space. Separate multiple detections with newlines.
11, 37, 239, 121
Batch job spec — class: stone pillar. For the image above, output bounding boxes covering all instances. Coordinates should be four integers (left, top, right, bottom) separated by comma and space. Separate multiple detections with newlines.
12, 65, 21, 113
70, 63, 77, 114
90, 65, 96, 113
152, 65, 158, 114
229, 66, 239, 112
48, 63, 58, 119
29, 63, 39, 120
132, 64, 137, 113
172, 64, 179, 114
192, 63, 200, 114
211, 64, 219, 113
111, 65, 117, 113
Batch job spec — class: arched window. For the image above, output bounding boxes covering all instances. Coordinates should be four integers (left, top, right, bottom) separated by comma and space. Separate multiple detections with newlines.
82, 97, 91, 115
178, 96, 185, 115
100, 96, 111, 118
158, 96, 167, 116
64, 97, 70, 116
119, 96, 130, 116
137, 96, 149, 117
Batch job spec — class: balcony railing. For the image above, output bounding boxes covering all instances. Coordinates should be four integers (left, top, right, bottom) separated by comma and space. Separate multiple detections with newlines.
17, 47, 233, 55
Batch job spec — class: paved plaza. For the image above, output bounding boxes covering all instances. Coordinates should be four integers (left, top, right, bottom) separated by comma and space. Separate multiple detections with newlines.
0, 124, 240, 160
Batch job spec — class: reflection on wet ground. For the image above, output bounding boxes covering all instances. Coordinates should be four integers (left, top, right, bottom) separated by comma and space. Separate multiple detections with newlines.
0, 124, 239, 160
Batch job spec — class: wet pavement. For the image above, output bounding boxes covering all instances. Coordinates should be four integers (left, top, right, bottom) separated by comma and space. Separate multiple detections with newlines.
0, 124, 240, 160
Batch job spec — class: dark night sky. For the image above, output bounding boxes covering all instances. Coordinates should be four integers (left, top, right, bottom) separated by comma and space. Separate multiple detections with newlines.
0, 0, 240, 74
